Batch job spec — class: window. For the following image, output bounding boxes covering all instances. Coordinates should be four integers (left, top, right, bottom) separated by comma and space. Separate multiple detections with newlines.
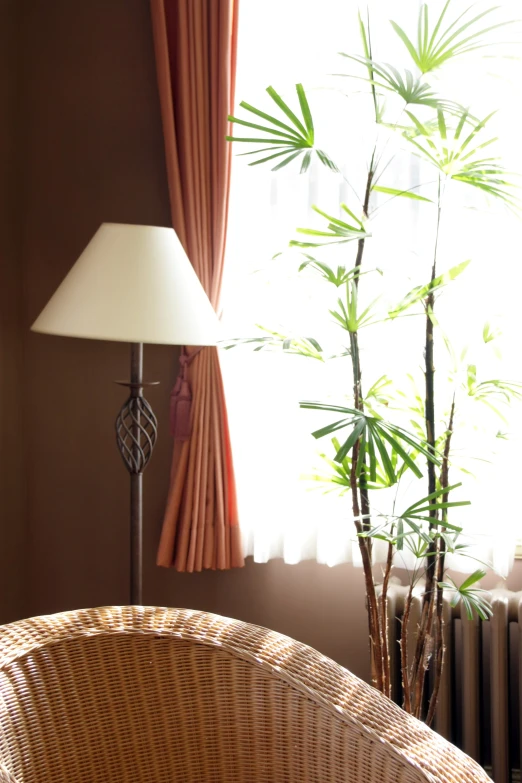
221, 0, 522, 573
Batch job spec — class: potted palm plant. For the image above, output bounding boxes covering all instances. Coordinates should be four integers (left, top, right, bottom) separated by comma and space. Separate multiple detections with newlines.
226, 0, 521, 723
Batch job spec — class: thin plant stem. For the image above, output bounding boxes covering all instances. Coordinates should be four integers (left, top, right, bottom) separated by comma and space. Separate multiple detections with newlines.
426, 396, 456, 726
410, 173, 446, 716
401, 581, 414, 712
381, 527, 395, 699
349, 154, 385, 691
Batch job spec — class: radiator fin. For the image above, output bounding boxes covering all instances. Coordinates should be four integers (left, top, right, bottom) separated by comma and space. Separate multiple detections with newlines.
388, 586, 522, 782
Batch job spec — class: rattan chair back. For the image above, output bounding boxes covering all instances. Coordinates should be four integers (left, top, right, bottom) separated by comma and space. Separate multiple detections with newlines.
0, 606, 492, 782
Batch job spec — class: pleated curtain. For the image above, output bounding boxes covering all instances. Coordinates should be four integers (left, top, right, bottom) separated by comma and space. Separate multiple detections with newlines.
150, 0, 243, 571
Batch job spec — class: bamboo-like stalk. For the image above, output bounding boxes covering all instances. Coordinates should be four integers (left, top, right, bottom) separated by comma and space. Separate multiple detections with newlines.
350, 446, 382, 690
355, 162, 374, 549
426, 397, 455, 725
401, 583, 414, 712
409, 178, 445, 715
422, 258, 439, 600
423, 177, 444, 588
349, 161, 384, 690
381, 533, 395, 698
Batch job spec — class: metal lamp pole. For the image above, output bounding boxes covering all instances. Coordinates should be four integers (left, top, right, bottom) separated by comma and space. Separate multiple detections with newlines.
115, 343, 159, 605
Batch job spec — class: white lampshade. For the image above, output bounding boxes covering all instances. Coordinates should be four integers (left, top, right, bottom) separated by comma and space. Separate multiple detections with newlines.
31, 223, 220, 346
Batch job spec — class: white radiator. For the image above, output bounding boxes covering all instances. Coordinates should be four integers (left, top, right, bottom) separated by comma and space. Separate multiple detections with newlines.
388, 587, 522, 783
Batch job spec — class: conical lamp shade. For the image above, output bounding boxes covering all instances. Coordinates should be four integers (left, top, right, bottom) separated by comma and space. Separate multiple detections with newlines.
31, 223, 220, 346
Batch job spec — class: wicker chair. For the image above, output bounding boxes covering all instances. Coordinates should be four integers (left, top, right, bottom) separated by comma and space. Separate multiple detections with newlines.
0, 607, 491, 783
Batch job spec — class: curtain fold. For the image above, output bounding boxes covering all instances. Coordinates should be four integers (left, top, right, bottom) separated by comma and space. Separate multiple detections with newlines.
150, 0, 243, 572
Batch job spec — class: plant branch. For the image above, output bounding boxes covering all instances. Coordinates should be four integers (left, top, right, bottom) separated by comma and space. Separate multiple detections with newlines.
410, 174, 445, 717
426, 395, 456, 726
401, 581, 414, 712
355, 158, 375, 545
381, 529, 395, 698
350, 157, 384, 690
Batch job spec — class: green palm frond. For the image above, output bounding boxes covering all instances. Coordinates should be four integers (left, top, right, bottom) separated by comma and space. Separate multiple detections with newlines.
221, 327, 324, 360
465, 366, 522, 418
299, 403, 441, 485
296, 256, 375, 287
389, 260, 470, 318
439, 570, 493, 620
357, 9, 381, 122
227, 84, 337, 172
338, 54, 465, 114
303, 437, 354, 495
290, 203, 369, 249
398, 484, 468, 533
391, 1, 513, 74
371, 185, 433, 203
404, 110, 519, 208
329, 280, 380, 333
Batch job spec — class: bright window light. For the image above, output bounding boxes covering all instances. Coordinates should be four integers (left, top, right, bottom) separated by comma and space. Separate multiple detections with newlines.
221, 0, 522, 573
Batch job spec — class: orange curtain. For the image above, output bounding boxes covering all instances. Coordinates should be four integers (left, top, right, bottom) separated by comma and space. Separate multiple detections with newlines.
150, 0, 243, 572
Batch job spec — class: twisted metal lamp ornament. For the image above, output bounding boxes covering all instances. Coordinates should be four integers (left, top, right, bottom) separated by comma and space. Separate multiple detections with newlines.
115, 344, 159, 604
31, 224, 219, 606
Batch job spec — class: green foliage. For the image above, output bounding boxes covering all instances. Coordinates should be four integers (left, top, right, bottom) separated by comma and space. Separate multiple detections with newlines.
329, 279, 380, 333
226, 1, 515, 684
439, 570, 493, 620
227, 84, 337, 172
465, 367, 522, 420
356, 9, 382, 122
297, 255, 361, 287
338, 54, 465, 114
389, 260, 470, 318
221, 326, 324, 361
364, 375, 394, 414
290, 204, 369, 248
398, 484, 468, 530
482, 321, 502, 344
391, 2, 511, 74
404, 110, 519, 208
357, 484, 468, 553
303, 437, 354, 495
300, 402, 441, 484
372, 185, 433, 202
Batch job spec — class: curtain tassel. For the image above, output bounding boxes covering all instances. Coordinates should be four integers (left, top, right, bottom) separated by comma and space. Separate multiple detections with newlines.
170, 347, 204, 441
170, 351, 192, 441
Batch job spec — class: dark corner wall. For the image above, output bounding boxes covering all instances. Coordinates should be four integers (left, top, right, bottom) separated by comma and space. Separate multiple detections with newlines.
0, 0, 26, 622
1, 0, 520, 682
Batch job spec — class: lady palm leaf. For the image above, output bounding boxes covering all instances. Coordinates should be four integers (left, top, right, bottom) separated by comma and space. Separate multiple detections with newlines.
222, 327, 324, 361
299, 403, 441, 485
439, 570, 493, 620
290, 204, 369, 248
228, 84, 337, 172
391, 1, 512, 74
398, 484, 468, 531
372, 185, 433, 203
329, 281, 380, 333
466, 367, 522, 419
304, 437, 354, 494
389, 260, 470, 318
297, 255, 360, 287
357, 9, 380, 122
404, 109, 519, 208
338, 54, 464, 114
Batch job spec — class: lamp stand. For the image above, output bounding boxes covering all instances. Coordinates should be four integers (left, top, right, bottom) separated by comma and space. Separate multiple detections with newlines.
115, 343, 159, 605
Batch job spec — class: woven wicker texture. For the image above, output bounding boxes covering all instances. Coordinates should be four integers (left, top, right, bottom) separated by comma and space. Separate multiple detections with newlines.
0, 606, 491, 783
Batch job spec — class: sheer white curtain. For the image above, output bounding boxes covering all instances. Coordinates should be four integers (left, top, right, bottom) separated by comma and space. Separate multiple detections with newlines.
221, 0, 522, 575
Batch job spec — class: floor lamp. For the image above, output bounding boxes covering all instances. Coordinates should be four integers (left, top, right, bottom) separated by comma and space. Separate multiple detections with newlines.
31, 223, 219, 605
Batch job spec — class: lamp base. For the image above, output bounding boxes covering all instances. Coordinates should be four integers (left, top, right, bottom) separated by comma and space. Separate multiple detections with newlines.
115, 343, 159, 605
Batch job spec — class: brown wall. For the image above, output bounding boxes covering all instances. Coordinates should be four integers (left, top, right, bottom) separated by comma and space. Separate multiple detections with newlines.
12, 0, 374, 681
0, 0, 27, 623
2, 0, 521, 683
